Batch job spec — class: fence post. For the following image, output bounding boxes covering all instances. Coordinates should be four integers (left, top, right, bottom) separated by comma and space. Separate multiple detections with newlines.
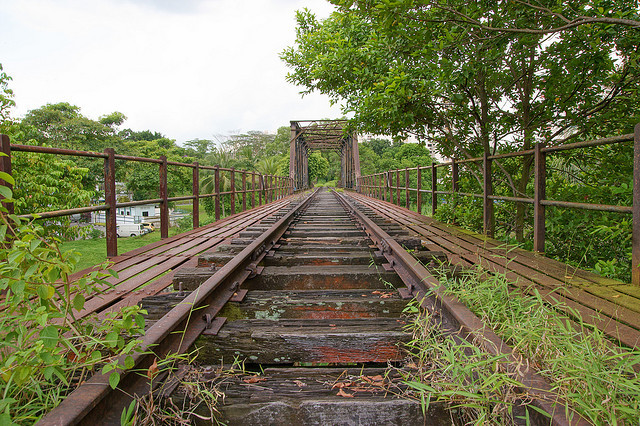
533, 144, 546, 254
251, 173, 256, 209
633, 123, 640, 285
431, 162, 437, 215
451, 158, 459, 224
405, 168, 410, 209
483, 151, 494, 238
387, 172, 393, 204
242, 171, 247, 211
104, 148, 117, 257
192, 162, 199, 229
395, 170, 400, 206
0, 134, 14, 215
230, 168, 236, 216
214, 165, 221, 221
417, 167, 422, 215
258, 174, 263, 206
159, 155, 169, 239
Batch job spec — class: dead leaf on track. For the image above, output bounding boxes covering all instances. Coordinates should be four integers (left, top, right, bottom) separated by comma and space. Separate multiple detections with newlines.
147, 358, 159, 379
337, 388, 354, 398
243, 376, 267, 384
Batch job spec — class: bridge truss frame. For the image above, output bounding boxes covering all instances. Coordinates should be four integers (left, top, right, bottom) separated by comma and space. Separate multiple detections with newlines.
289, 119, 361, 190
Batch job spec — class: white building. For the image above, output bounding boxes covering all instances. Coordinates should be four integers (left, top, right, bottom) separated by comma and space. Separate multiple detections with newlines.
116, 204, 156, 218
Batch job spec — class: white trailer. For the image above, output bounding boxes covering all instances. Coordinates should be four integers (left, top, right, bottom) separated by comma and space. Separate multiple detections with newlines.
116, 223, 146, 237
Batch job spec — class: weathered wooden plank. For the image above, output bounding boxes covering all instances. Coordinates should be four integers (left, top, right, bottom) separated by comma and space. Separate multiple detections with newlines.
218, 289, 407, 320
245, 265, 404, 290
171, 368, 446, 425
194, 318, 409, 364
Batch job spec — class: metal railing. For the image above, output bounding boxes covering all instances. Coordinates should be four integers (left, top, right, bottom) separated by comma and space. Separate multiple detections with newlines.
357, 124, 640, 285
0, 134, 294, 257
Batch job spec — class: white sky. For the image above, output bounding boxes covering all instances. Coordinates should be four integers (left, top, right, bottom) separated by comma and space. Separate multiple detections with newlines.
0, 0, 344, 144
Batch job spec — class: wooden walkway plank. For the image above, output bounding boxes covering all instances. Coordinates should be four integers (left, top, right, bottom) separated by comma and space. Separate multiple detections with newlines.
67, 196, 295, 319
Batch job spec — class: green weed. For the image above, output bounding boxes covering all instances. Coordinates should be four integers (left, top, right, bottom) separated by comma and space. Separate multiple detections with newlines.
403, 266, 640, 424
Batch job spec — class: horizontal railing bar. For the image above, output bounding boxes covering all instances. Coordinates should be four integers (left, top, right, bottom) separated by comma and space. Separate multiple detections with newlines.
17, 205, 109, 219
488, 195, 534, 203
116, 199, 163, 208
543, 133, 633, 153
541, 199, 632, 213
11, 144, 107, 159
113, 154, 162, 164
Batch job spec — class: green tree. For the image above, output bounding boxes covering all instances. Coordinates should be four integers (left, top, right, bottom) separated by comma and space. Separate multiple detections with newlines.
282, 1, 640, 241
0, 63, 15, 123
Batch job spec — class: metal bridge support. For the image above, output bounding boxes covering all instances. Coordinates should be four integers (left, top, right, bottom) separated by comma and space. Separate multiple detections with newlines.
290, 120, 360, 190
290, 122, 309, 190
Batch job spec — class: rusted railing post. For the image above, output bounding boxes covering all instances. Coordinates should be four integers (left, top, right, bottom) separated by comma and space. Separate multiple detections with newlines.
533, 144, 546, 254
0, 134, 14, 215
452, 158, 459, 224
230, 168, 236, 216
483, 151, 494, 238
214, 166, 221, 221
417, 167, 422, 215
251, 173, 256, 209
405, 168, 410, 210
387, 172, 393, 204
104, 148, 117, 257
395, 170, 400, 206
192, 162, 199, 229
159, 155, 169, 239
431, 162, 438, 215
258, 174, 263, 206
374, 174, 378, 199
633, 123, 640, 285
242, 171, 247, 212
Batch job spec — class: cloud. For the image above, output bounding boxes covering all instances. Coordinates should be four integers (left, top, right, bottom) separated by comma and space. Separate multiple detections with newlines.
1, 0, 343, 143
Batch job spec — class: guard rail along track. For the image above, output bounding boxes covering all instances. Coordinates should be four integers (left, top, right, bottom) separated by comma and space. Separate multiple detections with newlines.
39, 188, 588, 425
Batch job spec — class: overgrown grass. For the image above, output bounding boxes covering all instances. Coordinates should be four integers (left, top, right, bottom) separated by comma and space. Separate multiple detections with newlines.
60, 228, 183, 272
403, 267, 640, 425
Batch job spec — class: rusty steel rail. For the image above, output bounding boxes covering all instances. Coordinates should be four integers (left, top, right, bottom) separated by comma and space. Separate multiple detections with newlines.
332, 190, 588, 426
37, 189, 318, 426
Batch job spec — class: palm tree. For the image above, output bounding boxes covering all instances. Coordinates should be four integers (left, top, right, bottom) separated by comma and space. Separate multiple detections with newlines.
200, 147, 233, 217
256, 156, 281, 176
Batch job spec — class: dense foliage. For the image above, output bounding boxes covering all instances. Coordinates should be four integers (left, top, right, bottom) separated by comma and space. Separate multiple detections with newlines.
0, 182, 146, 423
281, 0, 640, 281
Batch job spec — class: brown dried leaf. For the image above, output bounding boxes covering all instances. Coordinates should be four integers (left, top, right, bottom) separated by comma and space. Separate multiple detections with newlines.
147, 358, 159, 379
243, 375, 267, 384
293, 380, 307, 387
337, 388, 354, 398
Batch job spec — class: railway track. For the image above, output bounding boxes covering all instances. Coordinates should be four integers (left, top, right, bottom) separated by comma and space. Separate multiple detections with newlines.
40, 188, 585, 425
